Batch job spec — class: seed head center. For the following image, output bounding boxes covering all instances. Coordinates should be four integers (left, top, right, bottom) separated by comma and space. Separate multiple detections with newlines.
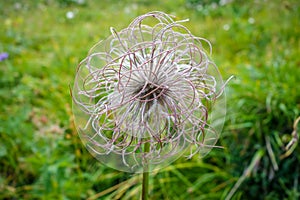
136, 83, 166, 102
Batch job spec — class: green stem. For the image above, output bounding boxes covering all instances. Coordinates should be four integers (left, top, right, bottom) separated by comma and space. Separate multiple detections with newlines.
142, 142, 150, 200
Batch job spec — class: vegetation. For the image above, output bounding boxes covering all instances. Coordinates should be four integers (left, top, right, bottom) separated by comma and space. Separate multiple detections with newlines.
0, 0, 299, 199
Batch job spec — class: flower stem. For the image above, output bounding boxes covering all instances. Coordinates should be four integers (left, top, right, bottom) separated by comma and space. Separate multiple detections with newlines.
142, 142, 150, 200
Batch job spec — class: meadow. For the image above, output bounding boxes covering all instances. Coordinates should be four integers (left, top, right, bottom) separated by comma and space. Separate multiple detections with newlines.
0, 0, 299, 199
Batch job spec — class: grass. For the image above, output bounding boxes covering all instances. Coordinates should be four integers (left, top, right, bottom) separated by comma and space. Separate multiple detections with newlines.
0, 0, 299, 199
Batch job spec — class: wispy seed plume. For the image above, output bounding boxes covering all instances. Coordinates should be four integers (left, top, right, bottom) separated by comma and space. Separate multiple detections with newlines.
72, 11, 230, 172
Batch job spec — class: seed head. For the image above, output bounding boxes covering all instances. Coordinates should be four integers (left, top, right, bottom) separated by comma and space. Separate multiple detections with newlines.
72, 11, 229, 172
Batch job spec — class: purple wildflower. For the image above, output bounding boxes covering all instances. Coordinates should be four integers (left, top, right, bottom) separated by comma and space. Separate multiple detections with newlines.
0, 52, 9, 61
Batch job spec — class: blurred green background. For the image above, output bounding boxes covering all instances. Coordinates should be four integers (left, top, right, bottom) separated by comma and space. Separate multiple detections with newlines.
1, 0, 299, 199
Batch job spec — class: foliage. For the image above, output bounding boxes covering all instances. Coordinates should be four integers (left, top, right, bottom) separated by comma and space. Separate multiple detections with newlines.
0, 0, 299, 199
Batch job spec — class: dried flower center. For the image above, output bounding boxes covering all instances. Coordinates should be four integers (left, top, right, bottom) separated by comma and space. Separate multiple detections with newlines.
135, 83, 167, 102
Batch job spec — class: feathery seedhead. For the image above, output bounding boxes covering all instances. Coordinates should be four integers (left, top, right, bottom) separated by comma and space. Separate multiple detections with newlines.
72, 11, 228, 172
